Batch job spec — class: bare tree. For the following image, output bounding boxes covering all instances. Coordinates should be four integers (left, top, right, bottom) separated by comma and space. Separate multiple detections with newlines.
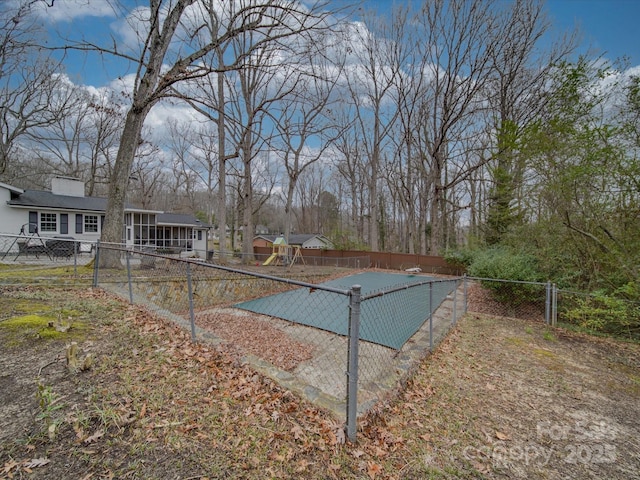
270, 31, 344, 243
222, 2, 339, 261
84, 92, 126, 196
164, 119, 203, 213
168, 4, 238, 261
411, 0, 498, 254
71, 0, 333, 266
128, 138, 166, 209
386, 4, 430, 254
157, 0, 335, 261
28, 83, 98, 179
295, 161, 331, 233
190, 126, 220, 227
342, 12, 403, 251
231, 36, 276, 261
0, 1, 73, 177
333, 120, 368, 244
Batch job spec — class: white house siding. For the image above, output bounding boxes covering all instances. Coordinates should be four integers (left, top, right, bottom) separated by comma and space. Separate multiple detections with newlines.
11, 207, 103, 242
193, 230, 208, 253
302, 238, 329, 249
1, 182, 209, 254
0, 188, 26, 236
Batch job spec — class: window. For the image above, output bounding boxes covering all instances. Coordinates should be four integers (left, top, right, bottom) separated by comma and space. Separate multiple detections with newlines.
132, 213, 156, 246
40, 213, 57, 232
84, 215, 99, 233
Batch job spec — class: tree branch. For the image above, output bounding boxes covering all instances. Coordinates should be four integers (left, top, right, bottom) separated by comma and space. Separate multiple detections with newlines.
563, 213, 609, 253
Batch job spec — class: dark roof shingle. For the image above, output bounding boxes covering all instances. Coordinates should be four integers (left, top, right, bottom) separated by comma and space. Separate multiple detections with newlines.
157, 213, 208, 228
7, 189, 210, 229
8, 190, 109, 212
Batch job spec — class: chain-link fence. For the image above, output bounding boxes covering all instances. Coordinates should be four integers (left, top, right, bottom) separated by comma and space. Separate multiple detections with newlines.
0, 232, 95, 262
0, 233, 95, 283
463, 276, 550, 323
92, 243, 464, 440
357, 277, 463, 413
463, 277, 640, 341
4, 236, 637, 437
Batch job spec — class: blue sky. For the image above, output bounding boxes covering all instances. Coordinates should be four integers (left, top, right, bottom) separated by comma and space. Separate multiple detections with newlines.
545, 0, 640, 66
331, 0, 640, 66
44, 0, 640, 87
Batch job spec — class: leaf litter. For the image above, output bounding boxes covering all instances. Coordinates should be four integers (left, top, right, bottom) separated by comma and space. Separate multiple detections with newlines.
0, 284, 639, 479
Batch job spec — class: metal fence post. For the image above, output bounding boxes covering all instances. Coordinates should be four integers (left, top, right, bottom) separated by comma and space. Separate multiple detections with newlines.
186, 261, 197, 343
452, 280, 458, 326
429, 282, 434, 351
552, 284, 558, 327
73, 240, 78, 278
92, 240, 100, 287
463, 274, 468, 314
126, 249, 133, 304
346, 284, 362, 443
545, 281, 551, 324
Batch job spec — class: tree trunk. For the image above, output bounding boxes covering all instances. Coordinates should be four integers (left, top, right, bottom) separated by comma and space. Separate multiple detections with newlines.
429, 150, 443, 255
368, 148, 379, 251
284, 175, 296, 243
241, 154, 254, 262
216, 67, 227, 263
100, 107, 148, 267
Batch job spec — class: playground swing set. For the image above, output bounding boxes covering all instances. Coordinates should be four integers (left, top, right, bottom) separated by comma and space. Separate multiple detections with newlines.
262, 236, 305, 267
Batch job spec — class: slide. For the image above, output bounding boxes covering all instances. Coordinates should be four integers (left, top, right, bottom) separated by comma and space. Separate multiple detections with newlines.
263, 253, 277, 266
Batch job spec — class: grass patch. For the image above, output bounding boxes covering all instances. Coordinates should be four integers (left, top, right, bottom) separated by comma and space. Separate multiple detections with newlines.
0, 287, 110, 346
543, 329, 557, 341
0, 299, 51, 319
0, 313, 87, 342
505, 336, 526, 346
532, 348, 556, 358
0, 264, 94, 281
2, 314, 56, 330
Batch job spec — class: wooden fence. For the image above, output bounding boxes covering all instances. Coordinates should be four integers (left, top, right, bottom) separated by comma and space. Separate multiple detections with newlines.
253, 246, 462, 276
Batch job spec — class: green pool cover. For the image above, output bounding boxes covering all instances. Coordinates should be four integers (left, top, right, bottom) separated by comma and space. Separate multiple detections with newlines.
234, 272, 456, 350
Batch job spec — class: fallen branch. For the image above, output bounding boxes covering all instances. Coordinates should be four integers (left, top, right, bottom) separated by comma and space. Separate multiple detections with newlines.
37, 356, 61, 377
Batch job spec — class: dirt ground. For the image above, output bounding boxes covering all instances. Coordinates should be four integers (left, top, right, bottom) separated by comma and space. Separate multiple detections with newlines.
1, 281, 639, 479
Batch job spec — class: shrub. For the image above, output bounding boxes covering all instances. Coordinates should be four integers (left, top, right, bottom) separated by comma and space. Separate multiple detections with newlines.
443, 248, 474, 269
468, 248, 544, 304
561, 291, 640, 340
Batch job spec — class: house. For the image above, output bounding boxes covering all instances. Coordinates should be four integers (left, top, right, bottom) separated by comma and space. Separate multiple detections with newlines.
253, 234, 334, 250
0, 176, 210, 254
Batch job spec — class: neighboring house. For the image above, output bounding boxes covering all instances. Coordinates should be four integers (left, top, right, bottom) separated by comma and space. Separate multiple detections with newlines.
253, 234, 334, 250
0, 176, 210, 253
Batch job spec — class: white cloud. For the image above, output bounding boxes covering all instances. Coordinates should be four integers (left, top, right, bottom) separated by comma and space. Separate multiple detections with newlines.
34, 0, 117, 22
109, 5, 155, 53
